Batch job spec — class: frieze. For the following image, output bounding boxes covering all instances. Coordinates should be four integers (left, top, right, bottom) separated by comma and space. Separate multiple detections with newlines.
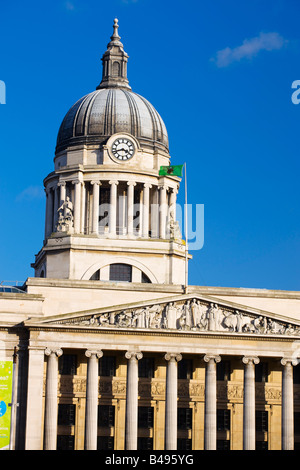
57, 298, 300, 337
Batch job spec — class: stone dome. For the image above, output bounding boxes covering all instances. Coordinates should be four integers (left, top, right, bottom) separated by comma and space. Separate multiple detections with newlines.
56, 88, 169, 154
55, 19, 168, 155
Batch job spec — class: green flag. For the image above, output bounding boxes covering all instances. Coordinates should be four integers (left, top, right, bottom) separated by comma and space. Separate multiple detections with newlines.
159, 164, 183, 177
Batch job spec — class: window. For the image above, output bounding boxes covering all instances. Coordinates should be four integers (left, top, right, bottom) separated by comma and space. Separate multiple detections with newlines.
109, 263, 132, 282
97, 436, 114, 450
217, 409, 230, 431
217, 361, 231, 381
295, 412, 300, 435
99, 356, 116, 377
138, 357, 154, 378
57, 435, 74, 450
294, 364, 300, 384
90, 269, 100, 280
217, 439, 230, 450
138, 437, 153, 450
98, 405, 115, 428
178, 408, 192, 430
59, 354, 77, 376
178, 359, 193, 380
141, 272, 151, 283
256, 410, 268, 433
177, 438, 192, 450
255, 362, 268, 383
138, 406, 154, 429
58, 404, 76, 426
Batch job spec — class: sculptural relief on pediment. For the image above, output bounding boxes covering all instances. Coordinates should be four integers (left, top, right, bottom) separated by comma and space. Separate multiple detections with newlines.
56, 298, 300, 337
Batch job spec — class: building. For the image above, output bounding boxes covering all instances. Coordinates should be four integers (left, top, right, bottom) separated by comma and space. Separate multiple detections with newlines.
1, 19, 300, 451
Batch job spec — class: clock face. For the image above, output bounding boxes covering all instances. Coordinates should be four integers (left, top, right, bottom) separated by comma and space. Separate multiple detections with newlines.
111, 138, 135, 161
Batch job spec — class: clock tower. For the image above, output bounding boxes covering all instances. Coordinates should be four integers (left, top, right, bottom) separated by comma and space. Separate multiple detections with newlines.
32, 19, 188, 285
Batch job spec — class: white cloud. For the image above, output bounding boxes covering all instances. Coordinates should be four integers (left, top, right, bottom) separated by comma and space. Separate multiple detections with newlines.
16, 186, 44, 202
212, 32, 287, 68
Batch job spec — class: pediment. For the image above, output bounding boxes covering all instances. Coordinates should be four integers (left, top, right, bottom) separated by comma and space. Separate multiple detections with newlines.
25, 293, 300, 338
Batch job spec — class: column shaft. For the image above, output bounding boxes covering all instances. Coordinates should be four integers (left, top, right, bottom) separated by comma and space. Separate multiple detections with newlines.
204, 355, 221, 450
127, 182, 136, 235
73, 180, 82, 234
243, 356, 259, 450
164, 353, 182, 450
281, 358, 297, 450
44, 348, 63, 450
109, 181, 118, 235
91, 182, 100, 234
85, 350, 103, 450
142, 183, 151, 237
125, 351, 143, 450
45, 188, 54, 238
159, 185, 167, 239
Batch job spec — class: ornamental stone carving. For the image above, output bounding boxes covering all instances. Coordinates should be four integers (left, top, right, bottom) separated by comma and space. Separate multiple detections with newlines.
57, 297, 300, 338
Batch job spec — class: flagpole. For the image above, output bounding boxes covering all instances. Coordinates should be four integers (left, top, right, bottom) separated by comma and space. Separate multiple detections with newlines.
184, 162, 188, 293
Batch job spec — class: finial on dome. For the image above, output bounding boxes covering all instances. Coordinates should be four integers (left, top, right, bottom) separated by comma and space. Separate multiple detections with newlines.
96, 18, 131, 91
111, 18, 120, 40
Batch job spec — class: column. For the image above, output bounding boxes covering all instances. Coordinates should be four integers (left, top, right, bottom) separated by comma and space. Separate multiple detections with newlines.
204, 354, 221, 450
58, 181, 66, 206
127, 182, 136, 236
72, 180, 82, 234
44, 348, 63, 450
85, 350, 103, 450
44, 187, 54, 238
109, 180, 118, 235
168, 187, 178, 238
164, 352, 182, 450
125, 351, 143, 450
242, 356, 259, 450
25, 348, 45, 449
159, 185, 168, 239
281, 358, 298, 450
53, 185, 59, 231
142, 183, 151, 237
91, 181, 101, 234
151, 186, 159, 238
81, 181, 86, 234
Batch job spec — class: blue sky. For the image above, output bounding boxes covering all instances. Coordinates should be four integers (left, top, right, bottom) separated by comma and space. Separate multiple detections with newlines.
0, 0, 299, 291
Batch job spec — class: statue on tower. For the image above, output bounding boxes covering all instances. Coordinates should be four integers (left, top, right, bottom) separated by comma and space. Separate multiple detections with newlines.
56, 196, 74, 233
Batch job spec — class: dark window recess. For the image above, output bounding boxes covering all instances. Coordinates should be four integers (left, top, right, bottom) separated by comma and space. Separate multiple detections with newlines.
90, 269, 100, 280
256, 441, 268, 450
57, 435, 75, 450
59, 354, 77, 376
99, 356, 116, 377
178, 359, 193, 380
138, 437, 153, 450
217, 360, 231, 381
177, 438, 192, 450
255, 362, 269, 383
217, 439, 230, 450
99, 187, 110, 228
217, 409, 231, 431
138, 357, 154, 378
294, 364, 300, 384
178, 408, 192, 430
97, 436, 114, 450
141, 272, 151, 283
295, 412, 300, 435
98, 405, 115, 428
138, 406, 154, 429
255, 410, 268, 433
109, 263, 132, 282
58, 404, 76, 426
